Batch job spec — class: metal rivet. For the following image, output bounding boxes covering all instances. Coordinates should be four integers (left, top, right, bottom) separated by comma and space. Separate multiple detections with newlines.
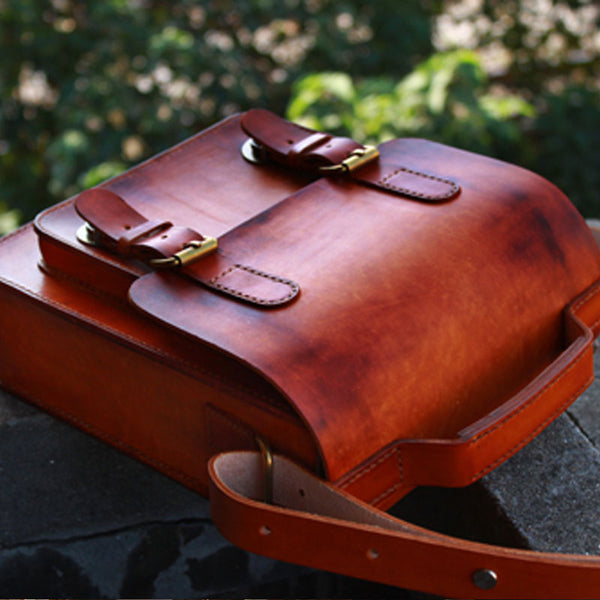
241, 138, 268, 164
472, 568, 498, 590
259, 525, 271, 536
76, 223, 101, 247
366, 548, 380, 560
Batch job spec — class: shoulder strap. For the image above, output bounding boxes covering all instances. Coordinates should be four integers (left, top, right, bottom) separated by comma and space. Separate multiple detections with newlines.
209, 450, 600, 599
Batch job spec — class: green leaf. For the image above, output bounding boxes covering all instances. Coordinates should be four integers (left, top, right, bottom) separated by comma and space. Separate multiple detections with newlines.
287, 72, 355, 121
480, 95, 536, 120
0, 206, 20, 235
80, 161, 127, 188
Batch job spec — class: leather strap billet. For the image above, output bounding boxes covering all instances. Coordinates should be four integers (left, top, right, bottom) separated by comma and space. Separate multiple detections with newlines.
75, 188, 299, 307
209, 450, 600, 600
241, 109, 460, 202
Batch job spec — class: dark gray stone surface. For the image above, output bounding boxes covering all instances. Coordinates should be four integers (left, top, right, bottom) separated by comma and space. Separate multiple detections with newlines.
1, 345, 600, 598
0, 389, 420, 599
482, 412, 600, 555
0, 398, 209, 547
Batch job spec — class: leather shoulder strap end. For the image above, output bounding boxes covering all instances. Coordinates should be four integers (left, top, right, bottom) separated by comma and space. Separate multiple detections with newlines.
209, 451, 600, 599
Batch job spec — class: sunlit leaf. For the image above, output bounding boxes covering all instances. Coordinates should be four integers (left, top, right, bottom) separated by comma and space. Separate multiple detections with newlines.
80, 161, 128, 188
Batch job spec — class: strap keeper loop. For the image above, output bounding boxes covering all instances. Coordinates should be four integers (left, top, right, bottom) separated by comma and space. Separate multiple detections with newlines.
116, 219, 173, 255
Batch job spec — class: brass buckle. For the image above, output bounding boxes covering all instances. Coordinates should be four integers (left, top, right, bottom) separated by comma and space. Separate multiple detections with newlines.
256, 437, 274, 504
149, 237, 218, 268
319, 145, 380, 174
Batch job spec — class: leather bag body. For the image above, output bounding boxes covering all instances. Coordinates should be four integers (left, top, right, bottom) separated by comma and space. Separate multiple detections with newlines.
1, 110, 600, 598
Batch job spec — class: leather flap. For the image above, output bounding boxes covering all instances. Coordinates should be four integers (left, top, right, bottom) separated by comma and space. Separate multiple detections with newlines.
129, 138, 600, 482
33, 114, 314, 300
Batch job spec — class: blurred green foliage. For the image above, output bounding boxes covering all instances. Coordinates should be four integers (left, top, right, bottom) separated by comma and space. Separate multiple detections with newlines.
288, 50, 537, 157
0, 0, 598, 233
287, 50, 600, 213
0, 0, 435, 228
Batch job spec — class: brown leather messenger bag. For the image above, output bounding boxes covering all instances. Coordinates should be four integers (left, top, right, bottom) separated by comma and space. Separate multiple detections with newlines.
1, 109, 600, 598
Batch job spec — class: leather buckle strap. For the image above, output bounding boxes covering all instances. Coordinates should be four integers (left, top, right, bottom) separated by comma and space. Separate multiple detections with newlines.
75, 188, 207, 264
240, 109, 460, 202
74, 188, 300, 307
240, 108, 365, 172
241, 136, 380, 174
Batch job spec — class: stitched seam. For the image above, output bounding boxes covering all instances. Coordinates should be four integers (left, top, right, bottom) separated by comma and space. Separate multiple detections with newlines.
370, 448, 405, 506
571, 281, 600, 331
397, 446, 404, 483
338, 446, 397, 489
208, 264, 299, 306
469, 372, 593, 483
371, 482, 402, 507
584, 312, 600, 332
588, 315, 600, 331
338, 446, 405, 508
369, 447, 405, 506
0, 271, 293, 416
468, 343, 590, 446
571, 282, 600, 313
379, 167, 459, 200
